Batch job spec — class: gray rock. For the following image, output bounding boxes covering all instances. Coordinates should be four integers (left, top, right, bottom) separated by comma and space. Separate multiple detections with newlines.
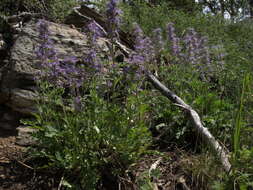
16, 126, 37, 146
6, 88, 37, 115
0, 19, 107, 116
0, 17, 128, 150
0, 122, 14, 130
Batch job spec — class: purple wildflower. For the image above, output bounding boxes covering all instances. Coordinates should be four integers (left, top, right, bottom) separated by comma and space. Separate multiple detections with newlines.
87, 20, 104, 43
35, 19, 60, 81
167, 23, 181, 56
182, 28, 211, 67
152, 28, 164, 56
165, 22, 225, 80
60, 60, 85, 88
183, 28, 196, 64
105, 0, 122, 62
106, 0, 122, 40
84, 20, 103, 72
198, 36, 211, 66
63, 55, 78, 64
129, 23, 155, 69
36, 19, 85, 89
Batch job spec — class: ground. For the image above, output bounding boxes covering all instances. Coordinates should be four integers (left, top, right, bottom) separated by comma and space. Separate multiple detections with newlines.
0, 129, 213, 190
0, 129, 60, 190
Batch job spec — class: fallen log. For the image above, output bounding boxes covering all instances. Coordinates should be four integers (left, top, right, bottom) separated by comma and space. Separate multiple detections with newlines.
146, 72, 232, 173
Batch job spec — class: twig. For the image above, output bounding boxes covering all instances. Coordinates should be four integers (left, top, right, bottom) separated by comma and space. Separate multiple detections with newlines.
148, 157, 162, 177
17, 160, 34, 170
5, 12, 43, 23
58, 175, 64, 190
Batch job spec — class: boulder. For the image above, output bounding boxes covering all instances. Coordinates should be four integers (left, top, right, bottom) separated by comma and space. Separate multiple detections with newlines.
0, 19, 109, 116
0, 13, 129, 148
0, 18, 114, 134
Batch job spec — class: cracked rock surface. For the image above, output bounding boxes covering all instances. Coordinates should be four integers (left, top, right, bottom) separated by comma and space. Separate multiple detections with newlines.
0, 19, 109, 132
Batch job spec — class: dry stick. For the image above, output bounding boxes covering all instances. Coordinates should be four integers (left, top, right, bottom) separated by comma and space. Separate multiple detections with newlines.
17, 160, 34, 170
58, 175, 64, 190
2, 12, 43, 23
146, 73, 232, 173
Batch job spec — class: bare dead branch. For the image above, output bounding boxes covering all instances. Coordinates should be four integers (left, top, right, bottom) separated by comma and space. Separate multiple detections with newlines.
146, 72, 232, 173
4, 12, 43, 23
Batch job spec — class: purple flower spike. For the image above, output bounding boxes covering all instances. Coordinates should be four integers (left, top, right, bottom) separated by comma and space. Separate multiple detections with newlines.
85, 20, 103, 72
129, 23, 155, 72
167, 23, 181, 56
35, 19, 59, 81
152, 28, 164, 55
106, 0, 122, 43
36, 19, 86, 90
87, 20, 103, 43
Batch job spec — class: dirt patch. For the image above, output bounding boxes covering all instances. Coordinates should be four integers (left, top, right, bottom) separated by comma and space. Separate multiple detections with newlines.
0, 129, 214, 190
120, 150, 212, 190
0, 129, 61, 190
0, 129, 27, 190
0, 130, 24, 163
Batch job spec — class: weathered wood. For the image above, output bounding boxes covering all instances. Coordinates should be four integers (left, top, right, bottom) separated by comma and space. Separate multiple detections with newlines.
146, 73, 232, 173
65, 5, 134, 49
1, 12, 42, 24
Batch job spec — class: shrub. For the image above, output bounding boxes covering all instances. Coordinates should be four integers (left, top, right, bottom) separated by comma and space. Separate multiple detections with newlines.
0, 0, 79, 21
24, 2, 152, 188
22, 0, 253, 188
25, 78, 151, 189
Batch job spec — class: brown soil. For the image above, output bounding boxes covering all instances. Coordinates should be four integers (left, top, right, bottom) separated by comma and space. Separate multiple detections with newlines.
0, 130, 60, 190
0, 129, 212, 190
0, 130, 27, 190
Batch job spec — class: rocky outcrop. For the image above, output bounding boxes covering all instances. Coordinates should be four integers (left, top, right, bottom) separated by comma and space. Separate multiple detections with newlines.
0, 8, 130, 151
0, 18, 111, 131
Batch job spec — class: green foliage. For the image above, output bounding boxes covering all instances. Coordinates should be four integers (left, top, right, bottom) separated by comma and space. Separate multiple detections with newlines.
211, 73, 253, 189
121, 0, 253, 137
121, 1, 170, 34
230, 73, 253, 189
136, 168, 161, 190
120, 4, 253, 188
0, 0, 79, 21
18, 1, 253, 188
26, 0, 79, 21
23, 76, 152, 188
0, 0, 24, 16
